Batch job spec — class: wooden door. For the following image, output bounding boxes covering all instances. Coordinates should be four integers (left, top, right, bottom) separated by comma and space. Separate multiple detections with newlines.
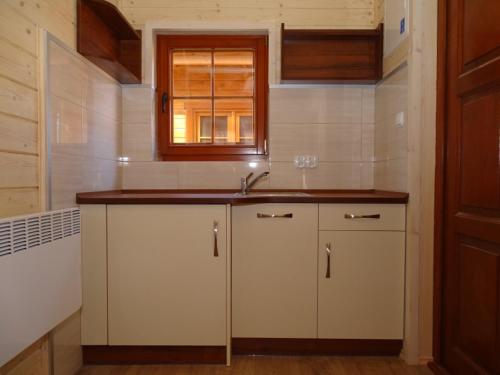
437, 1, 500, 373
232, 204, 318, 338
317, 231, 405, 340
107, 205, 226, 346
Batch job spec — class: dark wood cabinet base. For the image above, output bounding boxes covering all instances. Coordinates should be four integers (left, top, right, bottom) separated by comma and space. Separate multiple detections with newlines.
232, 338, 403, 356
82, 346, 226, 365
82, 339, 403, 365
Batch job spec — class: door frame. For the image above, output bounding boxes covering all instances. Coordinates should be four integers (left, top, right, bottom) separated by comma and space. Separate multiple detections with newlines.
430, 0, 449, 373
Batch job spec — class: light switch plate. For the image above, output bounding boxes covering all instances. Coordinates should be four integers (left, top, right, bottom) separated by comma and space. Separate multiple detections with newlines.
395, 112, 405, 128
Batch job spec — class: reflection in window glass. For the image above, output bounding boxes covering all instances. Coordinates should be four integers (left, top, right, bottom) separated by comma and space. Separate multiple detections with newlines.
170, 50, 255, 145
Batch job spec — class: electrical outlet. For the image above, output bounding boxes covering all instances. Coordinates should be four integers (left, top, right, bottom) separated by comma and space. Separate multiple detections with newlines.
294, 155, 318, 168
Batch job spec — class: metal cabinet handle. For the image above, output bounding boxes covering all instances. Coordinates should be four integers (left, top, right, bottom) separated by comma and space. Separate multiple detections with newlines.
344, 213, 381, 219
326, 243, 332, 279
257, 213, 293, 218
213, 221, 219, 257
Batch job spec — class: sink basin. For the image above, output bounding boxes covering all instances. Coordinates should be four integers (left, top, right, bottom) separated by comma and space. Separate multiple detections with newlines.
233, 192, 311, 197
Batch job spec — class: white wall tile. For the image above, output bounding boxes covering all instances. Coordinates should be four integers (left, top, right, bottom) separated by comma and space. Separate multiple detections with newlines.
178, 161, 270, 189
120, 85, 376, 190
269, 122, 362, 162
374, 65, 408, 191
270, 87, 363, 124
122, 161, 178, 189
269, 161, 362, 189
48, 40, 122, 209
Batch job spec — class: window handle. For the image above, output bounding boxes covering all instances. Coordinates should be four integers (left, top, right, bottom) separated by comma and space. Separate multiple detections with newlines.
161, 92, 168, 113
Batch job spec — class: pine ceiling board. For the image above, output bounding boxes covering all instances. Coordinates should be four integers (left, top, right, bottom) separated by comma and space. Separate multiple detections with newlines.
0, 38, 37, 90
0, 113, 38, 155
120, 0, 373, 9
122, 7, 374, 28
6, 0, 76, 49
0, 76, 37, 123
0, 152, 38, 189
0, 3, 37, 56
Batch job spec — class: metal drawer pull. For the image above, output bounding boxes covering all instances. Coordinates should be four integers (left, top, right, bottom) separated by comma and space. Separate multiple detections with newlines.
213, 221, 219, 257
344, 213, 381, 219
257, 213, 293, 218
326, 243, 332, 279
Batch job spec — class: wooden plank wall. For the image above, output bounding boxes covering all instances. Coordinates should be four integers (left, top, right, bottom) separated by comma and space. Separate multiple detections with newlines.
0, 0, 75, 219
0, 2, 77, 374
117, 0, 378, 29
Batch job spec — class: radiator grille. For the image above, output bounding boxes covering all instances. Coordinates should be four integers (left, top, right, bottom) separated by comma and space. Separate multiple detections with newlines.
0, 208, 80, 258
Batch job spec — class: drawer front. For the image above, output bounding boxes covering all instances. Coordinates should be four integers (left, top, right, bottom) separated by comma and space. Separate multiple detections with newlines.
319, 204, 406, 231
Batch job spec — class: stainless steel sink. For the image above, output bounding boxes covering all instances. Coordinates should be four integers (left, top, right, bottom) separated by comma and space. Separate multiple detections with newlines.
233, 192, 311, 197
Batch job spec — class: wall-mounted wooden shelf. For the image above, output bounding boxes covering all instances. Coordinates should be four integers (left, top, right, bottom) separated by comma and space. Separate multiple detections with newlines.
281, 24, 383, 84
77, 0, 141, 84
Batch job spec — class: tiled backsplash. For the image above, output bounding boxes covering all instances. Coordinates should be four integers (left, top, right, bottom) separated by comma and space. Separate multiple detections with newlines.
373, 64, 408, 192
121, 86, 375, 190
48, 39, 122, 209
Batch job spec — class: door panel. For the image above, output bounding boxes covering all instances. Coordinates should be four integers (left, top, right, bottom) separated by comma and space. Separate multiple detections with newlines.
440, 0, 500, 373
460, 92, 500, 209
456, 240, 500, 372
318, 231, 405, 339
107, 205, 226, 346
463, 0, 500, 67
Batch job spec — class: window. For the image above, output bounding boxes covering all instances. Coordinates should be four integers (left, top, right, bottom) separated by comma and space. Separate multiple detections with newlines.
157, 35, 268, 160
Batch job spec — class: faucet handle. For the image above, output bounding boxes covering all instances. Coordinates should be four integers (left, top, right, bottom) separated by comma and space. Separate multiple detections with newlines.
245, 172, 254, 181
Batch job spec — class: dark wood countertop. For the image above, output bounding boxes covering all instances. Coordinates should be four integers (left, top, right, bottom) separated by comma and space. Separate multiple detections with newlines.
76, 189, 409, 205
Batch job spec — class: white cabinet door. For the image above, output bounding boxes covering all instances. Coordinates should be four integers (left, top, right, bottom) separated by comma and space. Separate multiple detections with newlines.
107, 205, 226, 346
318, 231, 405, 339
232, 204, 318, 338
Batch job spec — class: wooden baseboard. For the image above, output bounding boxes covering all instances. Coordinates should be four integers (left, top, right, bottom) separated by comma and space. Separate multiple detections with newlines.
232, 338, 403, 356
82, 345, 226, 365
428, 361, 450, 375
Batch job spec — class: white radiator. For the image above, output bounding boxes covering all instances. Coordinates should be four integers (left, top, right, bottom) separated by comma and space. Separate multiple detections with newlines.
0, 208, 82, 366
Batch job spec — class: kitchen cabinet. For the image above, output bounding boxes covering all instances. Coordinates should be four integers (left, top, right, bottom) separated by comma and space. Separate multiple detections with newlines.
281, 23, 383, 83
232, 204, 318, 338
77, 0, 141, 84
317, 204, 405, 340
106, 205, 227, 346
79, 195, 407, 360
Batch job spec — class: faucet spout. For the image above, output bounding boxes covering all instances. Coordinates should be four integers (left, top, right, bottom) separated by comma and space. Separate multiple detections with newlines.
241, 171, 270, 195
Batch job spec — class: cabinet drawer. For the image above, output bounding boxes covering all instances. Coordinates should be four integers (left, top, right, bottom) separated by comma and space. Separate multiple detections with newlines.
319, 204, 405, 231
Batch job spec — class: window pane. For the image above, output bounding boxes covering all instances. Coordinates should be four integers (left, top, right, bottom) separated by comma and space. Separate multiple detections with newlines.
214, 116, 229, 144
214, 51, 254, 97
214, 99, 254, 145
172, 51, 212, 97
239, 116, 253, 144
172, 99, 212, 144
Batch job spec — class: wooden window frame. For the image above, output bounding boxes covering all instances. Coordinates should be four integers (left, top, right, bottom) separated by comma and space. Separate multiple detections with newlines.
156, 35, 268, 161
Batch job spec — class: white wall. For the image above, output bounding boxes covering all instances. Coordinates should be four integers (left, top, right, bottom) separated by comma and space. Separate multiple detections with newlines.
383, 0, 410, 57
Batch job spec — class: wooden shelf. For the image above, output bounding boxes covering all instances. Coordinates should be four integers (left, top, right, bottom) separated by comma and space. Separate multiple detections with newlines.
77, 0, 141, 84
281, 24, 384, 84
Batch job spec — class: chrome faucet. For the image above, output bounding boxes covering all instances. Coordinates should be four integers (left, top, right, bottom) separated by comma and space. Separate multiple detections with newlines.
240, 171, 270, 195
